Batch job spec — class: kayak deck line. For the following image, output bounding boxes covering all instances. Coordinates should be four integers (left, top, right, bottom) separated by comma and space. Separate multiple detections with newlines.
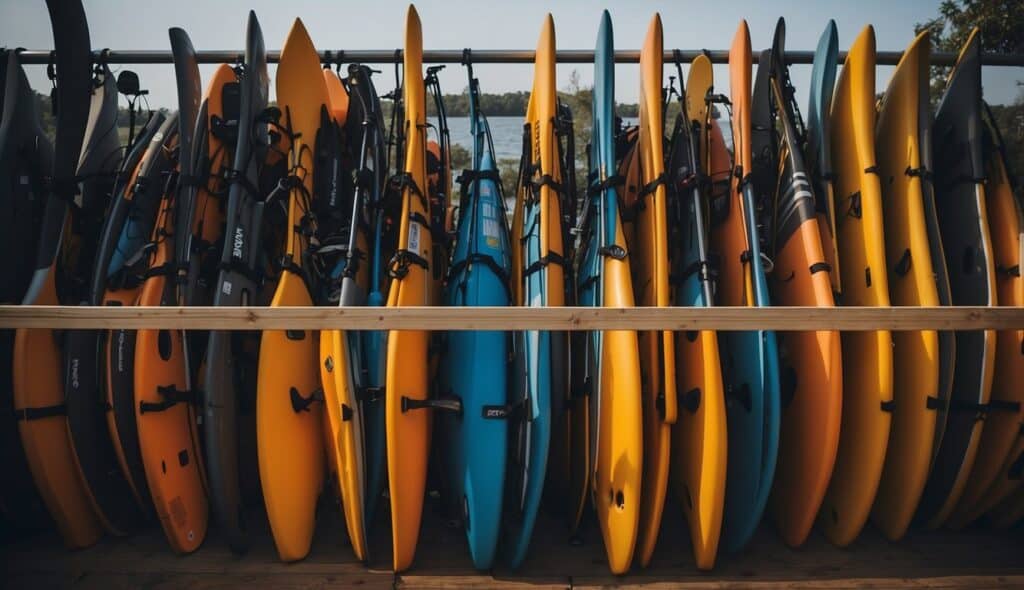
0, 305, 1019, 331
12, 49, 1024, 67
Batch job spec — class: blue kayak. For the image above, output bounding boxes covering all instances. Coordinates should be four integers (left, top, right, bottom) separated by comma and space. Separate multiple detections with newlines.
440, 64, 513, 571
716, 21, 783, 553
805, 19, 841, 295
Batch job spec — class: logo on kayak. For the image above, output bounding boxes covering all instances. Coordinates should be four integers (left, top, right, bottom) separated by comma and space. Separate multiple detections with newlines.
70, 357, 80, 389
232, 226, 244, 259
482, 405, 509, 419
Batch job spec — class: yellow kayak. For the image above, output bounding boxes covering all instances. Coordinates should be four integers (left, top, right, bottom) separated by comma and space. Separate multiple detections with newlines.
818, 24, 893, 547
869, 31, 942, 542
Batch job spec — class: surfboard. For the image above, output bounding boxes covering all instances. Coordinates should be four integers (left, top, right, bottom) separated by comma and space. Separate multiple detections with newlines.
14, 0, 105, 549
752, 18, 842, 549
629, 13, 678, 568
916, 28, 997, 530
818, 24, 893, 547
870, 30, 943, 542
256, 18, 328, 562
945, 103, 1024, 529
715, 20, 781, 555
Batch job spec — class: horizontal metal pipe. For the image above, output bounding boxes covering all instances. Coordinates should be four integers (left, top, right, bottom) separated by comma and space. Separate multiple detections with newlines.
10, 48, 1024, 67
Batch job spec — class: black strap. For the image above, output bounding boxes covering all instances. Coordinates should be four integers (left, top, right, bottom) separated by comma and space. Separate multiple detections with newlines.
449, 253, 513, 301
457, 168, 501, 189
357, 386, 384, 404
905, 166, 932, 181
401, 395, 462, 415
880, 399, 896, 412
15, 404, 67, 421
388, 249, 430, 279
139, 385, 197, 414
290, 387, 324, 413
809, 261, 831, 275
639, 172, 668, 198
598, 244, 627, 260
926, 395, 947, 411
529, 173, 564, 195
587, 174, 626, 197
997, 264, 1020, 278
988, 399, 1022, 413
864, 165, 880, 175
522, 250, 568, 279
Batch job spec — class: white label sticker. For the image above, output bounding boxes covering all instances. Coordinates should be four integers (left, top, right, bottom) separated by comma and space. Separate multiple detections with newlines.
222, 280, 233, 296
408, 220, 421, 253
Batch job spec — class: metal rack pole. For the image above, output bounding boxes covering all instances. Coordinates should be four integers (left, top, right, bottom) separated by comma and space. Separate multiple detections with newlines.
10, 48, 1024, 67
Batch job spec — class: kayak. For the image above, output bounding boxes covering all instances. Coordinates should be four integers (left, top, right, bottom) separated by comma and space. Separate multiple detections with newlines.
753, 18, 842, 549
916, 28, 997, 530
666, 50, 726, 571
385, 5, 453, 571
628, 13, 678, 568
204, 10, 283, 553
256, 17, 329, 562
818, 24, 893, 547
506, 13, 568, 570
805, 20, 841, 297
946, 102, 1024, 529
870, 30, 944, 542
439, 58, 513, 571
14, 0, 107, 549
575, 9, 642, 575
0, 48, 53, 532
715, 19, 781, 555
319, 60, 386, 562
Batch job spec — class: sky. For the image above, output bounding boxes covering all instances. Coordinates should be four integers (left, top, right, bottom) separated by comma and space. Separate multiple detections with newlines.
1, 0, 1021, 111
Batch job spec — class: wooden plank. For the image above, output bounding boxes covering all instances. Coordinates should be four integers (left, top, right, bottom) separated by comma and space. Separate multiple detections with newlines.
0, 305, 1021, 331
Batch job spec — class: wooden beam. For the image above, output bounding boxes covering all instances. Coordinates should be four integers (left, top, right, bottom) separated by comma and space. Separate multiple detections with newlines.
0, 305, 1021, 331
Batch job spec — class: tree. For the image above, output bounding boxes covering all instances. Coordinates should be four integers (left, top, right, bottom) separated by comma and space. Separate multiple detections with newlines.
916, 0, 1024, 182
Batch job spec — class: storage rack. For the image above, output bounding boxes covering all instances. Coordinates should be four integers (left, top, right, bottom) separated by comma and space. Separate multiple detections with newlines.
4, 46, 1024, 333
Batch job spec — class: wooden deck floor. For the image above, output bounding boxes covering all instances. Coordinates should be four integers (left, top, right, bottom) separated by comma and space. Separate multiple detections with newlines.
3, 495, 1022, 589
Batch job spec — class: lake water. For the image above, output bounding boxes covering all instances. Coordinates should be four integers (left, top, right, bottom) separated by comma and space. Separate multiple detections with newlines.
440, 115, 731, 163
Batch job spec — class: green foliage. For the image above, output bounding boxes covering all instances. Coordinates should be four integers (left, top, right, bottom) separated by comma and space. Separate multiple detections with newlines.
916, 0, 1024, 185
449, 142, 471, 172
916, 0, 1024, 103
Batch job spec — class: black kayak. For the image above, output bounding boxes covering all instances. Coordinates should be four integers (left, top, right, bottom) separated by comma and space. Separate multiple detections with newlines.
0, 49, 53, 533
916, 28, 997, 528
